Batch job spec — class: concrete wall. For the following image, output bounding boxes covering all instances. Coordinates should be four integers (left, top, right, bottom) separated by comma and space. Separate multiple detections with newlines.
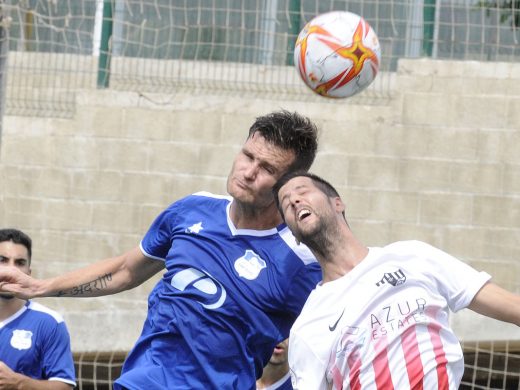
1, 58, 519, 352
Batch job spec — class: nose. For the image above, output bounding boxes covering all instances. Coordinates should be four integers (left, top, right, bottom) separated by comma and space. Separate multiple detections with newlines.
289, 192, 301, 208
243, 162, 259, 180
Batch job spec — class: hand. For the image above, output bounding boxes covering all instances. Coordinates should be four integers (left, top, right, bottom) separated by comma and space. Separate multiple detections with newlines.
0, 267, 41, 300
0, 361, 22, 389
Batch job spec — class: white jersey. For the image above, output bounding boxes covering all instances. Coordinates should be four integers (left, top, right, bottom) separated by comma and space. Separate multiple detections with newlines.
289, 240, 491, 390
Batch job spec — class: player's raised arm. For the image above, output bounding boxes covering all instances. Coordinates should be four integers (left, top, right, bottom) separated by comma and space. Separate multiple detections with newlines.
0, 246, 164, 299
468, 282, 520, 326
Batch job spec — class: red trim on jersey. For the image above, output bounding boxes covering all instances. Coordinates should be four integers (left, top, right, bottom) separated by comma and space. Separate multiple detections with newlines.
329, 364, 343, 389
373, 337, 394, 390
401, 325, 424, 389
428, 321, 449, 389
348, 345, 362, 390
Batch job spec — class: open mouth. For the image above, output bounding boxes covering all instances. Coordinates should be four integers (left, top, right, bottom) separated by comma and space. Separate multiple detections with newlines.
298, 209, 311, 221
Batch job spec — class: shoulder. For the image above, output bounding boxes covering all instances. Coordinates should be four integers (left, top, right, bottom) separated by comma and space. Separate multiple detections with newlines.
26, 301, 66, 324
192, 191, 232, 201
187, 191, 232, 203
160, 192, 231, 218
276, 226, 317, 266
378, 240, 462, 271
382, 240, 438, 255
170, 191, 232, 208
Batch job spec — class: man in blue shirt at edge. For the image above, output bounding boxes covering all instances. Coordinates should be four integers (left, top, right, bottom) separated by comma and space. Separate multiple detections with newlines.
0, 228, 76, 390
0, 110, 322, 389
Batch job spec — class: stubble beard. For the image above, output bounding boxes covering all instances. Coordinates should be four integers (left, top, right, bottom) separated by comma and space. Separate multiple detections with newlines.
298, 218, 339, 261
268, 356, 288, 366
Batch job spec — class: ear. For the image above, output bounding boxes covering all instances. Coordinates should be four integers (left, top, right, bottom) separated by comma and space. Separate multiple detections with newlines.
334, 197, 345, 214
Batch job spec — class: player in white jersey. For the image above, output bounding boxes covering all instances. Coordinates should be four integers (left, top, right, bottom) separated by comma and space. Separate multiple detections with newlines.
273, 172, 520, 390
0, 228, 76, 389
0, 111, 321, 389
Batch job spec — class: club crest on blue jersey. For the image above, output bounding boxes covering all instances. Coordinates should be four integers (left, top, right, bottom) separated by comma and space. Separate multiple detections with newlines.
234, 250, 267, 280
10, 329, 33, 350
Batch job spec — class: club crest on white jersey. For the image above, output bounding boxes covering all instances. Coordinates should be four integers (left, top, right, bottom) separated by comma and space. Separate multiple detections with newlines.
234, 250, 266, 280
10, 329, 33, 350
376, 269, 407, 287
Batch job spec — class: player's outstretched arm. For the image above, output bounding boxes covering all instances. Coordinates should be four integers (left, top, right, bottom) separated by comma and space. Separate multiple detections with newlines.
468, 282, 520, 326
0, 246, 164, 299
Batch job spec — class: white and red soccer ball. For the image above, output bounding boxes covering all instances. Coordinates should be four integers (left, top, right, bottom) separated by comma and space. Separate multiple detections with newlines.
294, 11, 381, 99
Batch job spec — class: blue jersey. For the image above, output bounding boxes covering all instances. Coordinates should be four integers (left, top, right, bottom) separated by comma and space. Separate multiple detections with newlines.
0, 300, 76, 386
258, 372, 293, 390
114, 192, 321, 390
277, 375, 293, 390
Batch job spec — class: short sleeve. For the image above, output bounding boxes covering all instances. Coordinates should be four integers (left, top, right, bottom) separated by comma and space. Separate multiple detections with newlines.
41, 321, 76, 385
411, 241, 492, 312
140, 202, 181, 261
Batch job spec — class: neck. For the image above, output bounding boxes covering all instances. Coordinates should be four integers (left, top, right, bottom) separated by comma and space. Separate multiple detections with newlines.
0, 297, 27, 321
229, 201, 283, 230
309, 225, 369, 283
256, 364, 290, 388
320, 244, 369, 283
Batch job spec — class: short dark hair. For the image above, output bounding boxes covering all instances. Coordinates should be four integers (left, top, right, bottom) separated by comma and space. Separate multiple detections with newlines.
273, 171, 348, 222
272, 171, 341, 215
0, 228, 32, 261
248, 110, 319, 172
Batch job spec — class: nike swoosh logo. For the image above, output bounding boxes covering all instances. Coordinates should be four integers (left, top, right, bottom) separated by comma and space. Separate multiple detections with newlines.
329, 308, 345, 332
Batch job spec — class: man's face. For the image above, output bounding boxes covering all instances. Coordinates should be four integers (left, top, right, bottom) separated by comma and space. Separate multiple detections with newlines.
227, 132, 296, 209
277, 176, 338, 243
0, 240, 30, 299
268, 338, 289, 366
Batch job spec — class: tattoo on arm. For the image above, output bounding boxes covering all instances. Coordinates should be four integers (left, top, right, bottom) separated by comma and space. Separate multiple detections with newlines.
55, 273, 113, 297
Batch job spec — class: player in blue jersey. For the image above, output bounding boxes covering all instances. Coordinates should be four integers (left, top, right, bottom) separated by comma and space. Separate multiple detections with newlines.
0, 228, 76, 390
256, 338, 293, 390
0, 110, 322, 389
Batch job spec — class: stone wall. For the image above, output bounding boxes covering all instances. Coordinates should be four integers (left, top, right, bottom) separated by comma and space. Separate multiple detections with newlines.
1, 58, 519, 352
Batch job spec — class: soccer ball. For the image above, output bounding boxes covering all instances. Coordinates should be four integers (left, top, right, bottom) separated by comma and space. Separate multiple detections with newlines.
294, 11, 381, 99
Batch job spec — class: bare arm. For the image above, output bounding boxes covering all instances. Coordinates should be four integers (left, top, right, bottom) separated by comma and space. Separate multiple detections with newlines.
0, 246, 165, 299
0, 361, 73, 390
467, 282, 520, 326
